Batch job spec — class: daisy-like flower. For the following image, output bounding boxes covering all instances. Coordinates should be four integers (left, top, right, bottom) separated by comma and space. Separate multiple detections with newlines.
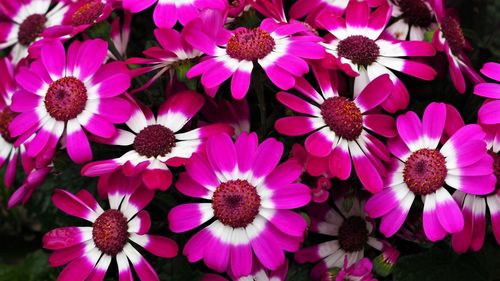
317, 0, 436, 112
122, 0, 227, 28
451, 125, 500, 253
386, 0, 436, 41
475, 63, 500, 125
275, 65, 396, 193
295, 197, 389, 280
202, 260, 288, 281
365, 102, 496, 240
9, 39, 132, 164
184, 9, 325, 99
168, 132, 311, 277
82, 91, 233, 191
431, 0, 484, 93
42, 171, 178, 280
0, 0, 69, 63
127, 28, 202, 93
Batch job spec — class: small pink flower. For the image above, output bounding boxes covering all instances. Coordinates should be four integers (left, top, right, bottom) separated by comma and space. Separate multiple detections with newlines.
43, 171, 178, 280
386, 0, 437, 41
82, 91, 233, 191
10, 39, 132, 164
317, 1, 436, 112
275, 64, 396, 193
184, 9, 325, 99
365, 103, 496, 240
168, 132, 311, 277
475, 62, 500, 125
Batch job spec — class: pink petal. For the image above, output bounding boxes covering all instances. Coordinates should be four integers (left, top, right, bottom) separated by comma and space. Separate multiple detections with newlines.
66, 120, 93, 164
52, 189, 97, 221
41, 39, 66, 80
305, 128, 335, 157
275, 116, 321, 136
168, 203, 213, 233
435, 188, 464, 233
142, 168, 172, 191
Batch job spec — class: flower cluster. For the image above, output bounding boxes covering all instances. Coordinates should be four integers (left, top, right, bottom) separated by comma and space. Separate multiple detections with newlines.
0, 0, 498, 280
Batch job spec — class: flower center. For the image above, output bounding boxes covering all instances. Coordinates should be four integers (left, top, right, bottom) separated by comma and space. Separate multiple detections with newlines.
133, 124, 176, 158
45, 77, 88, 121
212, 179, 261, 228
488, 150, 500, 195
92, 209, 129, 256
337, 35, 380, 66
71, 1, 105, 26
441, 16, 466, 55
403, 149, 447, 195
397, 0, 433, 28
0, 107, 17, 143
18, 14, 47, 46
338, 216, 368, 252
320, 96, 363, 141
226, 28, 275, 61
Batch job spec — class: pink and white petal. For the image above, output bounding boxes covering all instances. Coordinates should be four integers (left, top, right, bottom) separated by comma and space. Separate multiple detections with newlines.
201, 58, 238, 89
126, 105, 149, 134
248, 221, 285, 270
378, 40, 436, 57
329, 139, 351, 180
52, 189, 98, 222
275, 116, 325, 136
175, 172, 213, 199
157, 90, 204, 132
446, 49, 466, 93
74, 39, 108, 81
116, 251, 133, 281
478, 100, 500, 125
445, 174, 496, 195
128, 210, 151, 235
168, 203, 214, 233
43, 226, 93, 250
206, 133, 237, 181
264, 159, 303, 189
78, 111, 116, 139
66, 119, 93, 164
10, 90, 43, 112
15, 67, 49, 96
435, 187, 464, 233
354, 74, 393, 112
57, 247, 101, 281
76, 190, 103, 214
204, 222, 232, 273
185, 153, 220, 190
365, 183, 410, 218
366, 3, 392, 39
261, 60, 296, 90
122, 244, 159, 281
422, 102, 446, 148
41, 39, 66, 81
377, 56, 436, 81
249, 137, 284, 185
87, 254, 112, 281
295, 240, 340, 263
345, 0, 370, 34
447, 155, 493, 176
471, 197, 486, 251
27, 118, 57, 157
452, 194, 475, 253
276, 91, 320, 116
316, 13, 347, 39
229, 231, 253, 277
305, 127, 336, 157
129, 233, 178, 258
230, 60, 253, 100
275, 55, 309, 76
121, 186, 155, 220
422, 193, 448, 241
175, 124, 233, 141
261, 183, 311, 209
396, 111, 424, 151
486, 195, 500, 245
183, 228, 213, 263
349, 141, 383, 193
260, 208, 307, 237
235, 132, 258, 175
444, 140, 487, 169
379, 191, 415, 237
363, 114, 396, 138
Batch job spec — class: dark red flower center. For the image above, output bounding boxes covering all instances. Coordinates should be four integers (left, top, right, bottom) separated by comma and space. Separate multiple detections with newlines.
403, 149, 447, 195
338, 216, 368, 252
133, 124, 176, 158
397, 0, 433, 28
71, 1, 105, 26
92, 209, 129, 256
45, 77, 88, 121
441, 16, 466, 55
337, 35, 380, 66
488, 150, 500, 195
226, 28, 275, 61
18, 14, 47, 46
0, 107, 17, 143
212, 179, 261, 228
321, 96, 363, 141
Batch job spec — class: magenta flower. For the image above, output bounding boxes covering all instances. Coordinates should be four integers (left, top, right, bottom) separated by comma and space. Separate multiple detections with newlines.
386, 0, 436, 41
0, 0, 69, 63
295, 199, 387, 280
82, 91, 233, 191
168, 132, 311, 276
203, 260, 288, 281
184, 9, 325, 99
365, 103, 496, 240
275, 67, 396, 193
451, 126, 500, 253
43, 171, 178, 280
9, 39, 132, 164
475, 63, 500, 125
431, 0, 483, 93
330, 257, 376, 281
317, 1, 436, 112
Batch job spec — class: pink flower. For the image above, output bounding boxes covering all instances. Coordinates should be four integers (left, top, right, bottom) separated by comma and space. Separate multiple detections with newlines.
386, 0, 437, 41
43, 171, 178, 281
431, 0, 484, 93
82, 91, 233, 191
168, 132, 311, 277
184, 9, 325, 99
475, 63, 500, 125
365, 103, 496, 240
275, 65, 396, 193
203, 260, 288, 281
9, 39, 132, 164
317, 1, 436, 112
0, 0, 69, 63
329, 257, 376, 281
295, 198, 386, 280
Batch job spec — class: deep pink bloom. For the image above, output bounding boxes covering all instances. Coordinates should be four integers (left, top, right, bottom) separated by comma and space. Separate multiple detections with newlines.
275, 65, 396, 193
203, 260, 288, 281
386, 0, 437, 41
475, 63, 500, 125
295, 198, 387, 280
168, 132, 311, 277
431, 0, 483, 93
365, 103, 496, 240
184, 9, 325, 99
328, 257, 376, 281
0, 0, 69, 63
43, 171, 178, 281
317, 1, 436, 112
82, 91, 233, 191
9, 39, 132, 164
